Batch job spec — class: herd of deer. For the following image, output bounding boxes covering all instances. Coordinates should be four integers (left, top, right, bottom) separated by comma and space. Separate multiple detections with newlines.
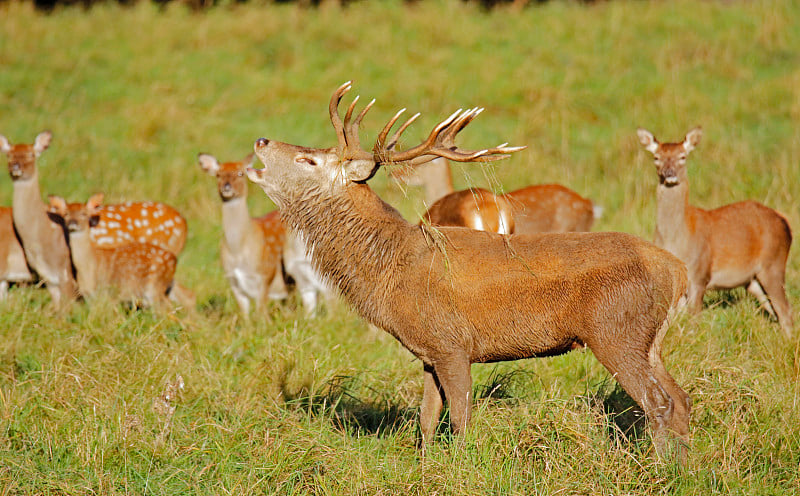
1, 83, 793, 459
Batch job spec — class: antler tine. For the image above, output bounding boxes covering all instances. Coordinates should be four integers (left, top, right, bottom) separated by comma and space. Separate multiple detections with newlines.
376, 108, 408, 150
329, 81, 353, 151
344, 97, 375, 150
380, 106, 526, 165
385, 112, 421, 151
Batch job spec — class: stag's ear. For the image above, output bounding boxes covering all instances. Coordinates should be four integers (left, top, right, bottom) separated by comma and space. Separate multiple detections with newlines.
0, 135, 10, 154
34, 131, 52, 156
48, 195, 68, 216
684, 127, 702, 152
344, 159, 378, 183
198, 153, 220, 176
637, 128, 659, 155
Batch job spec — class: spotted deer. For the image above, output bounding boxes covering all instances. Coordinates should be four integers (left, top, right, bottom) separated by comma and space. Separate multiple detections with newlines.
393, 156, 599, 233
0, 131, 77, 306
247, 82, 691, 457
48, 194, 177, 309
0, 207, 33, 298
638, 127, 794, 336
92, 201, 187, 255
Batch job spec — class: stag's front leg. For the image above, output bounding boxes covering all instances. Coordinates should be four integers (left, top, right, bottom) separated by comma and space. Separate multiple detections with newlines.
420, 365, 444, 448
433, 353, 473, 437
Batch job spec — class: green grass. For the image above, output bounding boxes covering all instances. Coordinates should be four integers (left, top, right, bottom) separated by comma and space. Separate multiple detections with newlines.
1, 0, 800, 493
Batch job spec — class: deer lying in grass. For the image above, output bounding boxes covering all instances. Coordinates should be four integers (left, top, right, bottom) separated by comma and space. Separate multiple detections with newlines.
0, 131, 77, 306
393, 156, 600, 233
199, 152, 333, 316
0, 207, 33, 299
638, 127, 794, 337
420, 186, 514, 233
48, 194, 177, 309
247, 82, 691, 457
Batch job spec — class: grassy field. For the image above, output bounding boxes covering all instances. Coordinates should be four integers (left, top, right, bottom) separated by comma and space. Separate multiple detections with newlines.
1, 0, 800, 493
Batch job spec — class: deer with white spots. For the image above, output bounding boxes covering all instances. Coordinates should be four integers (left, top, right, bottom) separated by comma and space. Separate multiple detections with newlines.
48, 194, 177, 309
393, 157, 599, 233
92, 201, 187, 256
638, 127, 794, 336
247, 82, 691, 458
0, 131, 77, 306
0, 207, 33, 299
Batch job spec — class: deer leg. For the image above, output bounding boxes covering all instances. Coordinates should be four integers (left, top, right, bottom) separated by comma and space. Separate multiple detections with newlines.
229, 283, 251, 315
0, 281, 8, 300
267, 269, 288, 300
432, 353, 472, 437
755, 269, 794, 338
420, 365, 444, 447
649, 319, 691, 443
591, 344, 677, 457
747, 279, 777, 319
686, 279, 706, 314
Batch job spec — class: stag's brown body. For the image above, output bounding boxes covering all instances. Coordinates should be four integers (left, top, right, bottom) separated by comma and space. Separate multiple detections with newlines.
248, 82, 691, 457
639, 127, 793, 336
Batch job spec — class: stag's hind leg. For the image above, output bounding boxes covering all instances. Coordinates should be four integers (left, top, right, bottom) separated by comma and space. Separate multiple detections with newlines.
420, 365, 445, 447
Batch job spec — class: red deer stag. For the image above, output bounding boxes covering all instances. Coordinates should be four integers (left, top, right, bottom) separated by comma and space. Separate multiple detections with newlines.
638, 127, 793, 336
246, 82, 691, 457
49, 194, 178, 310
0, 131, 77, 306
393, 156, 599, 233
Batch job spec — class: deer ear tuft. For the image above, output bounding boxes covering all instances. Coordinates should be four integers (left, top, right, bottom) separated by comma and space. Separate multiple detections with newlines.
637, 128, 659, 155
684, 127, 702, 152
198, 153, 220, 175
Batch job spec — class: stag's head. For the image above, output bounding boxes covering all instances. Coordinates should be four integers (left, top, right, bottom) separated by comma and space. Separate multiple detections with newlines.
247, 82, 524, 208
637, 127, 702, 187
0, 131, 52, 182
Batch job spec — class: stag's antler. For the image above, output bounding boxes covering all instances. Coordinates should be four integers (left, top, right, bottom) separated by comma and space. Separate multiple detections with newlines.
329, 82, 525, 167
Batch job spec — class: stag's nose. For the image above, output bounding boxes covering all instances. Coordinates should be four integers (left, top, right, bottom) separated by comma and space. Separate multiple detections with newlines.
255, 138, 269, 149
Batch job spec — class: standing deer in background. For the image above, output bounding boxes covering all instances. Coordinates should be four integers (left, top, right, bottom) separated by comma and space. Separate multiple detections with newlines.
638, 127, 794, 336
198, 152, 286, 315
0, 207, 33, 299
0, 131, 77, 306
393, 156, 600, 233
48, 194, 177, 309
247, 82, 691, 457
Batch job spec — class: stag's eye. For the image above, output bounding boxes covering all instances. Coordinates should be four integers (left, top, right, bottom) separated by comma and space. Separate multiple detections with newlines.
295, 156, 317, 166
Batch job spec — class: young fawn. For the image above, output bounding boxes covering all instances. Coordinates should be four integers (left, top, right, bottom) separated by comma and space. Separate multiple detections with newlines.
49, 194, 178, 310
638, 127, 793, 336
247, 82, 690, 458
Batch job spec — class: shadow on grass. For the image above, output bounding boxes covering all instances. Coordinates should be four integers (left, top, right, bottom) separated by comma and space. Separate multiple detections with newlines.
591, 380, 648, 447
282, 374, 418, 438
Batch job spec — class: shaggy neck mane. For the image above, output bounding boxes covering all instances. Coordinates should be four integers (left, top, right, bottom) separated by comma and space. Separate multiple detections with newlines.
282, 182, 416, 322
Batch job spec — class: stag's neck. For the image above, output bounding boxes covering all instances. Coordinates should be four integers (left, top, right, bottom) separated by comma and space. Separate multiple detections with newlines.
221, 197, 252, 247
420, 158, 455, 205
655, 182, 691, 249
67, 232, 100, 294
11, 172, 48, 229
284, 183, 416, 319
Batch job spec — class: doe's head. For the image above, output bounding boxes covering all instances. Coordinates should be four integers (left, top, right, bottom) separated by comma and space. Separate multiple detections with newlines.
48, 193, 104, 234
637, 127, 702, 187
0, 131, 52, 181
198, 153, 256, 202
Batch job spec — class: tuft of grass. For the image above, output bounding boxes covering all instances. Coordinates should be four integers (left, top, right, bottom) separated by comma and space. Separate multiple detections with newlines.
1, 0, 799, 493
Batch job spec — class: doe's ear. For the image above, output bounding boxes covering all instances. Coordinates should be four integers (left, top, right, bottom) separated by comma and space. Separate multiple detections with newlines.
198, 153, 220, 176
34, 131, 52, 156
0, 135, 10, 154
87, 193, 105, 211
636, 128, 659, 154
48, 195, 68, 216
684, 127, 702, 152
344, 159, 378, 183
